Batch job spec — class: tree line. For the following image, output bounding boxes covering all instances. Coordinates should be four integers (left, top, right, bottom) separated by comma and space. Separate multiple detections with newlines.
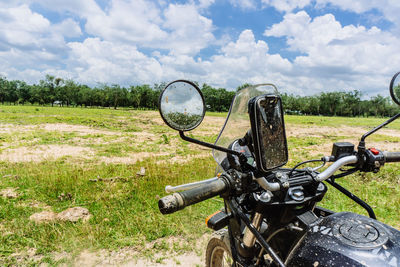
0, 75, 234, 112
0, 75, 398, 117
281, 90, 398, 117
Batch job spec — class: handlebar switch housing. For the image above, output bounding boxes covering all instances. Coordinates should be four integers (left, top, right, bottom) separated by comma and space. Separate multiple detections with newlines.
331, 142, 355, 161
362, 148, 385, 173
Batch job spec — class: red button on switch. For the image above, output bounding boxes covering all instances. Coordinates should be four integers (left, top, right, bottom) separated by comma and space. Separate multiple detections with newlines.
369, 148, 379, 155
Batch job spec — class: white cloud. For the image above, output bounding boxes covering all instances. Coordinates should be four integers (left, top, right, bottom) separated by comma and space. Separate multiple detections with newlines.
228, 0, 257, 10
265, 11, 400, 94
39, 0, 216, 56
0, 4, 72, 76
84, 0, 167, 45
196, 30, 292, 89
1, 0, 400, 98
163, 3, 215, 55
28, 0, 104, 18
265, 12, 365, 53
53, 18, 82, 38
315, 0, 384, 14
0, 4, 50, 47
197, 0, 215, 9
67, 38, 163, 85
315, 0, 400, 33
261, 0, 400, 33
261, 0, 311, 12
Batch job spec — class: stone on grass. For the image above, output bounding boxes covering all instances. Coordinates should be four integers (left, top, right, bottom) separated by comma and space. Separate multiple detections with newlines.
56, 207, 91, 222
0, 188, 19, 199
136, 167, 146, 176
29, 211, 57, 223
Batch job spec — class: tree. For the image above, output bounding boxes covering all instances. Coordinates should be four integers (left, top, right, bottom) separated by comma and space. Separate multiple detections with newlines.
0, 76, 8, 104
15, 80, 31, 105
5, 80, 18, 104
319, 92, 341, 116
201, 84, 235, 112
63, 79, 80, 106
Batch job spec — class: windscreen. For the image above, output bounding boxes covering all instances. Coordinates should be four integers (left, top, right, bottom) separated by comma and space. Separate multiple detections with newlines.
213, 84, 279, 168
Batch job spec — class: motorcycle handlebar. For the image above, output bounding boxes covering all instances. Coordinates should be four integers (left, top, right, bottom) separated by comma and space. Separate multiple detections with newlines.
384, 151, 400, 163
315, 150, 400, 182
158, 177, 229, 215
159, 150, 399, 215
315, 155, 358, 182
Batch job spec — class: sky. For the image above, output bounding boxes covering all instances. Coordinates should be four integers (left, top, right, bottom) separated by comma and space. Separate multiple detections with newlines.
0, 0, 400, 97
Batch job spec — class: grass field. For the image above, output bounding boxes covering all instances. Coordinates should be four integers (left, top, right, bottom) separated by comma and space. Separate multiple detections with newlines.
0, 105, 399, 266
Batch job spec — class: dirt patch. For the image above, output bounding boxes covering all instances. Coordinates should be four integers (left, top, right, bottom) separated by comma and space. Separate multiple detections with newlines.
194, 116, 225, 134
100, 152, 170, 164
30, 207, 91, 224
132, 251, 203, 267
286, 124, 365, 138
17, 200, 52, 210
69, 234, 210, 267
297, 140, 399, 158
0, 123, 37, 133
0, 144, 95, 162
0, 187, 19, 199
9, 248, 43, 266
379, 129, 400, 138
131, 131, 158, 142
286, 124, 400, 157
157, 153, 212, 165
41, 123, 121, 136
29, 211, 57, 223
286, 124, 400, 139
56, 207, 91, 222
138, 111, 164, 126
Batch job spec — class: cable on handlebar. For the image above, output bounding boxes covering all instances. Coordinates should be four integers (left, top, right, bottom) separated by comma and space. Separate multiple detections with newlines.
288, 158, 326, 177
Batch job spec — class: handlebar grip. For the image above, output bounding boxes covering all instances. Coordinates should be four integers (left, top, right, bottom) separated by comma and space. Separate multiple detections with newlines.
384, 151, 400, 163
158, 178, 228, 215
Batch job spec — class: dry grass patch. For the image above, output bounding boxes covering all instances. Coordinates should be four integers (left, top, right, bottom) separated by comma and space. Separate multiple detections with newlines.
100, 152, 170, 164
0, 123, 37, 133
42, 123, 122, 136
286, 124, 366, 138
0, 144, 95, 162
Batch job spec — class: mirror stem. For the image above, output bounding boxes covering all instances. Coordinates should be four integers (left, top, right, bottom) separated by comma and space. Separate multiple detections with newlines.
360, 113, 400, 142
179, 131, 243, 157
358, 112, 400, 153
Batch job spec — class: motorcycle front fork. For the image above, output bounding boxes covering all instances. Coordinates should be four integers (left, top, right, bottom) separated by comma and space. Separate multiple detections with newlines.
243, 212, 263, 248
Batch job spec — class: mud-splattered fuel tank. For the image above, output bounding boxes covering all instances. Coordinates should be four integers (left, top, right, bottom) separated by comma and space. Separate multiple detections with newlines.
286, 212, 400, 266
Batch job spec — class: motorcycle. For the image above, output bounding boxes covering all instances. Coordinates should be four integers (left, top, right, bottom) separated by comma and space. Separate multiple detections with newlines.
156, 73, 400, 267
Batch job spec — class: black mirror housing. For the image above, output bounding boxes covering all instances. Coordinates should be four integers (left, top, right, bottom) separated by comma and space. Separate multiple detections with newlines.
390, 71, 400, 106
248, 95, 288, 172
158, 80, 206, 132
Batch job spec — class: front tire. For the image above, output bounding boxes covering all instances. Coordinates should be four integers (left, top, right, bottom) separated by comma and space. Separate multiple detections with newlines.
206, 229, 233, 267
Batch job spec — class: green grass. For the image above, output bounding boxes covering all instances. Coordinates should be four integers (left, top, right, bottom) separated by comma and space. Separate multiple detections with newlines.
285, 114, 400, 130
0, 105, 143, 132
0, 105, 399, 265
206, 112, 400, 130
0, 157, 220, 265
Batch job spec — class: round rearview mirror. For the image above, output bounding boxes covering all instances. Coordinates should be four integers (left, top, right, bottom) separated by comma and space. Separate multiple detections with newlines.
390, 71, 400, 106
159, 80, 205, 131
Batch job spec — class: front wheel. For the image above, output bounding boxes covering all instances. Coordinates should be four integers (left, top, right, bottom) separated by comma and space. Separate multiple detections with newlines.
206, 229, 233, 267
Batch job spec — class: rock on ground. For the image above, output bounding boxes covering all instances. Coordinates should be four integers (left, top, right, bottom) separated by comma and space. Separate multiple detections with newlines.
56, 207, 91, 222
29, 207, 91, 223
29, 211, 57, 223
0, 188, 19, 199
